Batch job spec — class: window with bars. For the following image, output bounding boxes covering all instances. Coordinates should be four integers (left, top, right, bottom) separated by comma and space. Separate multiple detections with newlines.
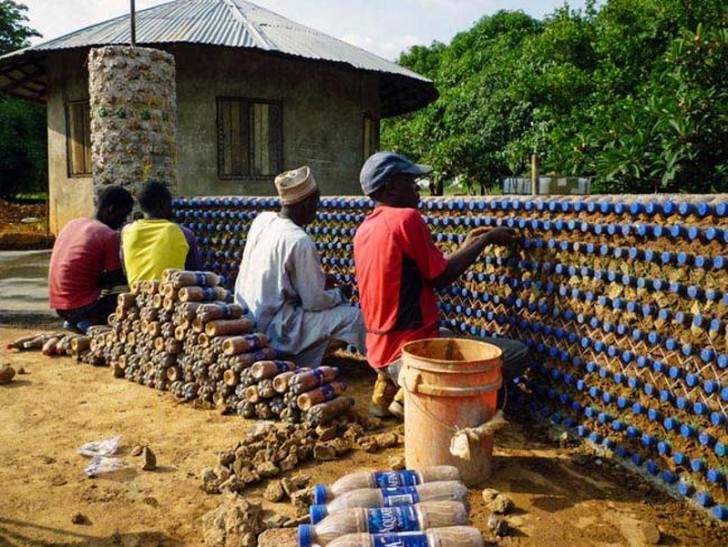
66, 101, 92, 176
217, 98, 283, 179
363, 114, 380, 161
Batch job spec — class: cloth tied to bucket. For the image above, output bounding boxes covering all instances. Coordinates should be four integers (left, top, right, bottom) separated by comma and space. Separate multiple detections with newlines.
449, 409, 508, 461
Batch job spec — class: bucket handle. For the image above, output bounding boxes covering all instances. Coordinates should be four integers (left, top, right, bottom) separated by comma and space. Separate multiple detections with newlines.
404, 370, 502, 398
449, 410, 509, 461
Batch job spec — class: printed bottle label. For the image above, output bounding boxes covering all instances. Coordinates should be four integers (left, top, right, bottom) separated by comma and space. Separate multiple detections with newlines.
274, 361, 290, 373
312, 369, 325, 384
371, 532, 428, 547
319, 383, 335, 400
201, 287, 216, 301
374, 470, 419, 489
194, 272, 206, 286
221, 304, 232, 319
381, 486, 420, 506
367, 506, 420, 533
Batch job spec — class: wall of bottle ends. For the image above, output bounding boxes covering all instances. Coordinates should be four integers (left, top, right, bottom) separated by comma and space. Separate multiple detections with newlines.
173, 194, 728, 520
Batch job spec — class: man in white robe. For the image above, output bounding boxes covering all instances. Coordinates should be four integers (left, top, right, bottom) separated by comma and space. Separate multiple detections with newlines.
234, 166, 366, 367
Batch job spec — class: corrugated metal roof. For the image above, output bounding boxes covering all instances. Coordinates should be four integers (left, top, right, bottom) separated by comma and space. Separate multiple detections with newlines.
0, 0, 437, 116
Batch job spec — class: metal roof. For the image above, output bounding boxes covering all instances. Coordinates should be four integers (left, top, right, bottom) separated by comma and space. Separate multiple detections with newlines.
0, 0, 437, 117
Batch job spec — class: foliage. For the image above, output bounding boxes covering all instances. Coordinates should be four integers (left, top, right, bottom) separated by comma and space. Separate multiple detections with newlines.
0, 1, 46, 199
382, 0, 728, 194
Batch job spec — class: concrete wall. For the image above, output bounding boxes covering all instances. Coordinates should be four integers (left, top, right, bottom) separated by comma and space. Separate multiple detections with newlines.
45, 46, 381, 233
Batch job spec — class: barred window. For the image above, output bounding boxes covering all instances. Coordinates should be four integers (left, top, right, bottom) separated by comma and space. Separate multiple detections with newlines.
66, 101, 91, 176
217, 98, 283, 179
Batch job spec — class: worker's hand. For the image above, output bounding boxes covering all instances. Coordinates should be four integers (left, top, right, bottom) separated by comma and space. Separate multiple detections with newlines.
462, 227, 491, 249
485, 227, 519, 247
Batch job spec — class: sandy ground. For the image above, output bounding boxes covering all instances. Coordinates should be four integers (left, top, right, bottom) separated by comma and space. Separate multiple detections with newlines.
1, 325, 727, 546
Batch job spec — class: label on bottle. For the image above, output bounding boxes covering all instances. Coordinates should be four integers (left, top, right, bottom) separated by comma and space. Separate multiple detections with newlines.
319, 383, 335, 400
311, 369, 325, 384
221, 304, 232, 319
374, 470, 419, 488
367, 506, 420, 533
201, 287, 216, 301
274, 360, 290, 373
371, 532, 428, 547
194, 272, 207, 286
381, 486, 420, 506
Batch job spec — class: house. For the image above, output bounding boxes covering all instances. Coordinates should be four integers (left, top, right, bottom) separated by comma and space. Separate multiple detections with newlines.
0, 0, 437, 232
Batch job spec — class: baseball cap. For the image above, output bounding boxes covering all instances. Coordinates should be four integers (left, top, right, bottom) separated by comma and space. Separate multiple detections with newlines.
359, 151, 432, 196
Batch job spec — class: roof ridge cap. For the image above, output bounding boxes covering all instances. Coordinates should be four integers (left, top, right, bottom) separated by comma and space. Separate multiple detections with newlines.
222, 0, 276, 50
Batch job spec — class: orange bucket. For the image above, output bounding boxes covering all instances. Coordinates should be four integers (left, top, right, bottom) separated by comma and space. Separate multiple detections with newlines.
401, 338, 502, 486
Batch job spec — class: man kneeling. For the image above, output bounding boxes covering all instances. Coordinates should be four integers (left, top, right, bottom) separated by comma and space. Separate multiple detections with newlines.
234, 166, 367, 367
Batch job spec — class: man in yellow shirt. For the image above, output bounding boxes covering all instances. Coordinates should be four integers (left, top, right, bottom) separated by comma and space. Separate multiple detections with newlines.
121, 181, 201, 288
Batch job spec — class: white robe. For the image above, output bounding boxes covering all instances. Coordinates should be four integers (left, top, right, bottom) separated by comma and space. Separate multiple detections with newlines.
234, 212, 366, 367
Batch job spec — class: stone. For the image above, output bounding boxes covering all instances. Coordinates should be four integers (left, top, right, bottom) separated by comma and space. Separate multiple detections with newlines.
237, 467, 261, 486
0, 364, 16, 385
486, 494, 514, 515
263, 481, 286, 503
290, 489, 312, 515
373, 432, 400, 448
262, 511, 289, 529
279, 454, 298, 472
16, 366, 26, 374
482, 488, 499, 502
141, 446, 157, 471
313, 443, 337, 461
131, 445, 144, 457
201, 467, 221, 495
637, 522, 662, 545
315, 424, 338, 442
201, 494, 263, 547
257, 528, 297, 547
359, 439, 380, 453
219, 476, 246, 494
283, 515, 309, 527
256, 461, 280, 479
388, 455, 406, 470
71, 513, 90, 525
281, 475, 310, 498
487, 513, 508, 537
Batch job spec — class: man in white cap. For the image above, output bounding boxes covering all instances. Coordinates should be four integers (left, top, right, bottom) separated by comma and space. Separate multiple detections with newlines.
234, 166, 367, 367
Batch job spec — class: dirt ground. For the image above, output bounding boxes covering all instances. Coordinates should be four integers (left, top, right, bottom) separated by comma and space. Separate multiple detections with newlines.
1, 325, 726, 547
0, 200, 53, 251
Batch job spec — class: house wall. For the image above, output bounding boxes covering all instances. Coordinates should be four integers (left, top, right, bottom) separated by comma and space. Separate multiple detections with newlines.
45, 46, 381, 234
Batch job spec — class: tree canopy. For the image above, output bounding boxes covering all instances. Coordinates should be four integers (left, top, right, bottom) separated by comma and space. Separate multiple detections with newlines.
0, 1, 46, 199
382, 0, 728, 194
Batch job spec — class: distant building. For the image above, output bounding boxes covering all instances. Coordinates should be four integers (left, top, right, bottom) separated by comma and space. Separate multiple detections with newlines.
0, 0, 436, 232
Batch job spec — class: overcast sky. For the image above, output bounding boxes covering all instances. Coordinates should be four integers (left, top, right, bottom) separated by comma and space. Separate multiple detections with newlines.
25, 0, 593, 60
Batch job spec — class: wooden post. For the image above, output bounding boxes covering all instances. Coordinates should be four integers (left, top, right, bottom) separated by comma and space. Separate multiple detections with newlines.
130, 0, 137, 47
531, 154, 539, 196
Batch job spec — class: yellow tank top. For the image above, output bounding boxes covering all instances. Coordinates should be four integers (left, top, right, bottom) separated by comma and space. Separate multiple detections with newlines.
122, 219, 189, 289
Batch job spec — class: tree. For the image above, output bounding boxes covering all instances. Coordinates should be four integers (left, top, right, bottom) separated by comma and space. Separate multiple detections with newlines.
0, 1, 46, 199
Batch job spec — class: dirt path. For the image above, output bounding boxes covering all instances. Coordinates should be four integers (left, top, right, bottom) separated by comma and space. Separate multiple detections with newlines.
1, 326, 726, 546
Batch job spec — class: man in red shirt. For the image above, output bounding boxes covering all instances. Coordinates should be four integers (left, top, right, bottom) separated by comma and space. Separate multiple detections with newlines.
354, 152, 528, 418
49, 186, 133, 332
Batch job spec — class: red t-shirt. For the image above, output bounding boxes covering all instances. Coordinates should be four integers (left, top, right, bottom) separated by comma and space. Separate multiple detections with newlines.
353, 206, 448, 368
49, 218, 122, 310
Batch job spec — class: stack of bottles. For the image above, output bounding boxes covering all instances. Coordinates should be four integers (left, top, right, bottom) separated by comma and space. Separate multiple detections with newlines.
173, 195, 728, 520
298, 466, 485, 546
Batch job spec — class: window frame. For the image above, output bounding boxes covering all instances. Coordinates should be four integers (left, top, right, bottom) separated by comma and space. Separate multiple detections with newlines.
362, 113, 381, 162
65, 99, 92, 177
216, 96, 284, 181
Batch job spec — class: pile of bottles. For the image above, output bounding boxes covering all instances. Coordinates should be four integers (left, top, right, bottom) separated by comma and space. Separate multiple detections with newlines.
173, 195, 728, 519
298, 465, 484, 546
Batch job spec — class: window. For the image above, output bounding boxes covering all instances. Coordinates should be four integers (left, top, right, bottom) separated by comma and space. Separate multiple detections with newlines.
66, 101, 91, 176
217, 98, 283, 179
363, 115, 380, 160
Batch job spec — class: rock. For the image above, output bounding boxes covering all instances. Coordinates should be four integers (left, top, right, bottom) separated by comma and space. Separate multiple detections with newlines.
290, 489, 312, 515
359, 439, 380, 453
388, 455, 406, 470
141, 446, 157, 471
50, 475, 68, 487
331, 438, 352, 456
486, 494, 514, 515
131, 445, 144, 457
16, 366, 26, 375
71, 513, 90, 525
262, 511, 289, 529
482, 488, 499, 502
0, 364, 16, 385
201, 494, 263, 547
236, 467, 261, 485
219, 476, 246, 494
256, 461, 280, 478
283, 515, 309, 527
279, 454, 298, 472
315, 424, 338, 442
487, 513, 508, 537
257, 528, 297, 547
281, 475, 310, 498
313, 443, 337, 461
343, 424, 364, 442
373, 432, 400, 448
263, 481, 286, 502
637, 522, 662, 545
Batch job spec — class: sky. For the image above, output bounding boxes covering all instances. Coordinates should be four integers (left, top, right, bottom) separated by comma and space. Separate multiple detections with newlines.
24, 0, 593, 60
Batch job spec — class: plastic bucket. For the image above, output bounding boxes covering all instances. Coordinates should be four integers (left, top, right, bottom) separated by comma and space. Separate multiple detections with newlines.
401, 338, 502, 486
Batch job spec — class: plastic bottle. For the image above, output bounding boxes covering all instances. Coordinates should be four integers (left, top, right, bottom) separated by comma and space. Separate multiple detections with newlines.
316, 481, 469, 513
299, 501, 469, 545
321, 527, 484, 547
313, 467, 461, 504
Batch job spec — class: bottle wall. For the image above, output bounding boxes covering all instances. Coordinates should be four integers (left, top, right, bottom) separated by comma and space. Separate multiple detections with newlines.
173, 195, 728, 520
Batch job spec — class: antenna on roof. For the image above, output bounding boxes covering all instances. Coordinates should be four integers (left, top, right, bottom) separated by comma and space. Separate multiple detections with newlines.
130, 0, 137, 47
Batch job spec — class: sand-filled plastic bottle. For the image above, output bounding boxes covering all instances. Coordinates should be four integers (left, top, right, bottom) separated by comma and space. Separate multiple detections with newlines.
322, 526, 484, 547
317, 481, 469, 513
299, 501, 469, 545
313, 467, 461, 503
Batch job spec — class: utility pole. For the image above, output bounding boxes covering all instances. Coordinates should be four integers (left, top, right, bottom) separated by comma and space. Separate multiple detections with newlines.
130, 0, 137, 47
531, 154, 539, 196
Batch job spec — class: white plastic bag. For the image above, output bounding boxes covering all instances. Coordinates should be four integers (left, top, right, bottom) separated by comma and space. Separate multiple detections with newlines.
77, 435, 121, 457
84, 455, 125, 477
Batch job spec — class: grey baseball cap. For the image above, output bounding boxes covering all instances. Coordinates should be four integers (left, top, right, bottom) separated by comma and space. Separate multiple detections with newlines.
359, 151, 432, 196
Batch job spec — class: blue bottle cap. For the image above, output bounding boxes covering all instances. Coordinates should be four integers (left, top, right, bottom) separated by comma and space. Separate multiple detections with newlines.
298, 524, 313, 546
312, 485, 328, 505
677, 481, 693, 496
712, 505, 728, 521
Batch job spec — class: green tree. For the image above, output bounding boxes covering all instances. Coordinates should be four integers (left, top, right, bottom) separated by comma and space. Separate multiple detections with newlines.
0, 1, 46, 199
